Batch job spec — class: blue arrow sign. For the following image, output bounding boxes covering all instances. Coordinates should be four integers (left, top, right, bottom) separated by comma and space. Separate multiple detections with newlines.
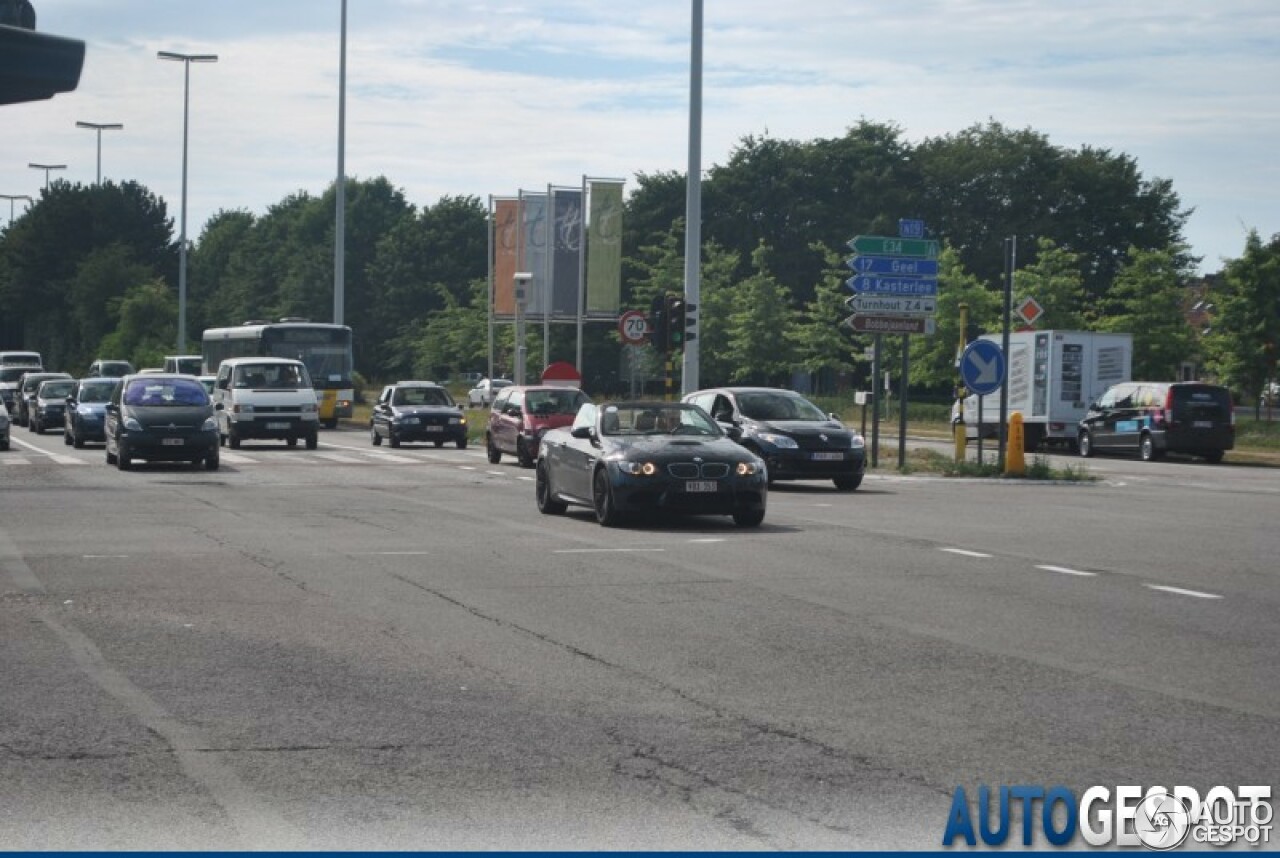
846, 276, 938, 296
846, 255, 939, 277
960, 339, 1006, 396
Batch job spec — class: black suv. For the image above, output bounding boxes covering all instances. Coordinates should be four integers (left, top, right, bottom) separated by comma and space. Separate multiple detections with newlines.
1078, 381, 1234, 462
683, 387, 866, 490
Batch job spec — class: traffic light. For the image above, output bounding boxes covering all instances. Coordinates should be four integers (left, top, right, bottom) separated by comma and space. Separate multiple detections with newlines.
666, 294, 686, 350
649, 293, 668, 352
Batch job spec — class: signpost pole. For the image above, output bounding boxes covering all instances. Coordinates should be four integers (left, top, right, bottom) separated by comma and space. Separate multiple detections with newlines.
998, 237, 1015, 470
898, 337, 909, 470
977, 395, 984, 463
871, 334, 882, 468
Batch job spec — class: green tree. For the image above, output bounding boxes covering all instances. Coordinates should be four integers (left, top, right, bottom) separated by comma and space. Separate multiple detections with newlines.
1203, 231, 1280, 401
724, 244, 796, 385
1013, 237, 1089, 329
1098, 245, 1197, 380
788, 243, 859, 392
909, 245, 1002, 390
97, 280, 177, 368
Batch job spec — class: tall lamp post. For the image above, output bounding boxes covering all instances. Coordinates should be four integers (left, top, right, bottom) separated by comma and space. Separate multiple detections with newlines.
0, 194, 33, 226
28, 162, 66, 191
75, 121, 124, 184
157, 50, 218, 354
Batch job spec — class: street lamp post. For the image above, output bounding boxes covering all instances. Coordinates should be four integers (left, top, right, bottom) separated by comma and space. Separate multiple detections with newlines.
158, 50, 218, 354
75, 121, 124, 184
0, 194, 33, 226
28, 162, 66, 191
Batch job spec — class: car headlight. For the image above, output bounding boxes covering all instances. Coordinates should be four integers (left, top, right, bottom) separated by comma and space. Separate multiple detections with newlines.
234, 403, 254, 414
124, 417, 143, 432
757, 432, 798, 449
617, 460, 659, 476
77, 405, 96, 416
449, 417, 463, 425
736, 461, 760, 476
202, 417, 217, 431
850, 433, 866, 449
301, 402, 317, 414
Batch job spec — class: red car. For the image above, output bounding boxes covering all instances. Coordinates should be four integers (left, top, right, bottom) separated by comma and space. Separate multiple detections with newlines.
486, 385, 590, 467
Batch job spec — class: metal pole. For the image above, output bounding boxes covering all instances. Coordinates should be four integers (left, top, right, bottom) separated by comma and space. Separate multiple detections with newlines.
76, 122, 127, 185
159, 51, 217, 353
334, 0, 347, 326
681, 0, 703, 396
576, 175, 586, 373
544, 183, 552, 375
486, 195, 495, 383
871, 333, 882, 468
998, 236, 1015, 470
898, 337, 909, 470
178, 59, 191, 353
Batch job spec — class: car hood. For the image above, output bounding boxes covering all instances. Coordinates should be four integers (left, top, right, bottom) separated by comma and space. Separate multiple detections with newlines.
125, 405, 213, 426
749, 419, 853, 439
606, 435, 758, 462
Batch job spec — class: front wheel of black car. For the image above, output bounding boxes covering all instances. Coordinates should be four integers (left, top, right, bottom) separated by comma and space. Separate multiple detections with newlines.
733, 508, 765, 528
64, 428, 73, 446
305, 432, 318, 451
1078, 430, 1094, 458
205, 454, 220, 471
593, 468, 622, 527
516, 438, 534, 468
833, 474, 862, 491
456, 436, 468, 450
536, 460, 567, 515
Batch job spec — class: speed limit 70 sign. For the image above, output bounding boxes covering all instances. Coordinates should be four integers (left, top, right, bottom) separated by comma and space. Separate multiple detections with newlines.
618, 309, 649, 344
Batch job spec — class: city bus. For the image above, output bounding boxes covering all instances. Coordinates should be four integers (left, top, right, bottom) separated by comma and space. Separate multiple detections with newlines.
201, 320, 354, 428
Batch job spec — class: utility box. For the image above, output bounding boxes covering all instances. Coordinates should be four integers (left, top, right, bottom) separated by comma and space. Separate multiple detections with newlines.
963, 330, 1133, 451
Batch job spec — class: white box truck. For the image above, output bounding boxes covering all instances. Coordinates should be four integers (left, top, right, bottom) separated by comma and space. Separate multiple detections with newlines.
964, 330, 1133, 451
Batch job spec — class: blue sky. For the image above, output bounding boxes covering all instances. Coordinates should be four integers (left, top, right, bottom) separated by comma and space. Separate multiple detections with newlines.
5, 1, 1279, 275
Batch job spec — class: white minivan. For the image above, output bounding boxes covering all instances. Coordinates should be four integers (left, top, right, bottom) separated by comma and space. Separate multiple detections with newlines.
212, 357, 320, 449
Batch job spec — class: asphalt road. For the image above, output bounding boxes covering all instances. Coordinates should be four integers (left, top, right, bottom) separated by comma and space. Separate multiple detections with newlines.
1, 426, 1276, 849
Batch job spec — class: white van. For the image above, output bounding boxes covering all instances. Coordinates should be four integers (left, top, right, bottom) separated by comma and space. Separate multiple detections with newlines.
212, 357, 320, 449
163, 355, 204, 375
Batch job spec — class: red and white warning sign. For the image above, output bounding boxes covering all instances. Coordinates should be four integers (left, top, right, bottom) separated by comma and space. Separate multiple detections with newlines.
1015, 296, 1044, 326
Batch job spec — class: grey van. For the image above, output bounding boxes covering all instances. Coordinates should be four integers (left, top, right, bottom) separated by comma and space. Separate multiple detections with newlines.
1078, 381, 1234, 462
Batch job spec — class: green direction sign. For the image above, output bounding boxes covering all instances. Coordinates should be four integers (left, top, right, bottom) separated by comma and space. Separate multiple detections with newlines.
847, 235, 939, 258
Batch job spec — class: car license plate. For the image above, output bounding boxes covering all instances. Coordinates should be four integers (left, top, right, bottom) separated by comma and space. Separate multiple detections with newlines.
811, 452, 844, 461
162, 437, 184, 446
425, 424, 443, 432
1193, 421, 1212, 429
685, 480, 718, 492
266, 421, 289, 430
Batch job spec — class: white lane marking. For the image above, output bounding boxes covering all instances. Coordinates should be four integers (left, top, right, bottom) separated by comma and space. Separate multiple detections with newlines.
1145, 584, 1223, 600
1036, 564, 1098, 577
7, 437, 86, 465
458, 465, 477, 471
688, 538, 727, 543
84, 554, 129, 559
553, 548, 666, 554
517, 476, 535, 482
218, 452, 259, 464
312, 452, 365, 464
940, 548, 992, 559
374, 551, 431, 556
485, 470, 504, 476
364, 451, 418, 464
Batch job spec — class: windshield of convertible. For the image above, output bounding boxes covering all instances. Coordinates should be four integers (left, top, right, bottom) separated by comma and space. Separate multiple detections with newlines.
736, 391, 828, 421
599, 404, 720, 437
123, 378, 209, 407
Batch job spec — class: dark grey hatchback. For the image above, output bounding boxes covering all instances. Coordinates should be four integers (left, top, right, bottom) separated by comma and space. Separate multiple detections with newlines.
105, 374, 220, 471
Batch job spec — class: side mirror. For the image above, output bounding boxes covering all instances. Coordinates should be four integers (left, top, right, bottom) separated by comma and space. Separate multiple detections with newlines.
725, 424, 743, 441
570, 425, 593, 440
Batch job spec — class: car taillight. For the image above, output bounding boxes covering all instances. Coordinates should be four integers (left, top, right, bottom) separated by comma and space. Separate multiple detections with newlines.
1162, 388, 1175, 429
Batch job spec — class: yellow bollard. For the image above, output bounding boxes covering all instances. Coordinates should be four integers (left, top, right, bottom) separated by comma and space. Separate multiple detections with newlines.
1005, 412, 1025, 476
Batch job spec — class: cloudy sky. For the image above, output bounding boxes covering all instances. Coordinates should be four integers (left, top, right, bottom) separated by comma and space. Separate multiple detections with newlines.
5, 1, 1278, 275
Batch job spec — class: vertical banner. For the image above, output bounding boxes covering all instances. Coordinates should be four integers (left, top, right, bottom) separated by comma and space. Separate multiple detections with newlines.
587, 180, 623, 314
521, 191, 549, 317
552, 189, 582, 317
493, 198, 518, 316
